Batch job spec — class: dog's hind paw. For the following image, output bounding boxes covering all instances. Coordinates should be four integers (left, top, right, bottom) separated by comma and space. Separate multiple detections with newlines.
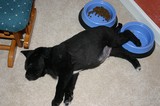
136, 66, 141, 71
135, 39, 141, 47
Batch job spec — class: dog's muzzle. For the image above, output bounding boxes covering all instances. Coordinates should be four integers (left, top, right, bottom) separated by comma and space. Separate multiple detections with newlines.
25, 73, 38, 81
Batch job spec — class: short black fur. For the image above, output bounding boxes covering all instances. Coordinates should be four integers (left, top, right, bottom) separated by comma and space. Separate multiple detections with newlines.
21, 24, 141, 106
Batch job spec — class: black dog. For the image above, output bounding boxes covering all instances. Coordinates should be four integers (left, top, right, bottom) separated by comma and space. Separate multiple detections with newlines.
21, 24, 141, 106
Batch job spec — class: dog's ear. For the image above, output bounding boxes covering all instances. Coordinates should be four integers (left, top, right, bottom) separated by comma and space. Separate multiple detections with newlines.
21, 50, 33, 58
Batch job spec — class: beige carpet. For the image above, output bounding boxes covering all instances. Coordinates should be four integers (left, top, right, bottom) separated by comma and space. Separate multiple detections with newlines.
0, 0, 160, 106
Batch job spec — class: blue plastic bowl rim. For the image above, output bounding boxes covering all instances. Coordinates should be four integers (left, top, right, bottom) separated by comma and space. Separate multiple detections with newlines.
83, 0, 116, 25
121, 21, 155, 52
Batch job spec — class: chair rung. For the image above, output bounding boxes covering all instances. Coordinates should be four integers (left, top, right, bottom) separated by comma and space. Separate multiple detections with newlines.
0, 33, 14, 39
0, 44, 10, 50
4, 32, 10, 35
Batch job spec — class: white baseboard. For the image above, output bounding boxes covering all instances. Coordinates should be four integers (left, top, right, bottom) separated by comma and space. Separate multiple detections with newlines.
120, 0, 160, 46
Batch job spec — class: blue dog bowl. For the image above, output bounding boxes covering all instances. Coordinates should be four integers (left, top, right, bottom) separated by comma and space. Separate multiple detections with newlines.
121, 22, 155, 54
80, 0, 117, 28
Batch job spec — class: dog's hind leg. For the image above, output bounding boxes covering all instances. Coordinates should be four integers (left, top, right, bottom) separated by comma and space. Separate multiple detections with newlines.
110, 48, 141, 71
64, 73, 79, 106
114, 23, 123, 33
117, 30, 141, 47
112, 30, 141, 48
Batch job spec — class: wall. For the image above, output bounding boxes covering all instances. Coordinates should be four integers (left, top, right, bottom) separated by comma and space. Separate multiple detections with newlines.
120, 0, 160, 46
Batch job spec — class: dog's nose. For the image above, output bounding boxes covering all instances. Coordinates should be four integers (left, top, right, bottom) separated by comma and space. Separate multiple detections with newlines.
25, 74, 37, 81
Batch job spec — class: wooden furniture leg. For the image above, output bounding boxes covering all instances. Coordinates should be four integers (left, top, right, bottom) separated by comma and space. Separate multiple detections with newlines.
0, 38, 17, 68
24, 5, 37, 49
8, 40, 17, 67
0, 0, 37, 67
13, 32, 23, 47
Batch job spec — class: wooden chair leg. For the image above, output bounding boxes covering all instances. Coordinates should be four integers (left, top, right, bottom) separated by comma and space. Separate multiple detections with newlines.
13, 32, 23, 47
0, 0, 36, 67
24, 7, 37, 49
8, 40, 17, 68
0, 32, 18, 68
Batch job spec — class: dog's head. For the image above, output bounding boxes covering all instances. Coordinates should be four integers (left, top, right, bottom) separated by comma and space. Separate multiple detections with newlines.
21, 47, 48, 81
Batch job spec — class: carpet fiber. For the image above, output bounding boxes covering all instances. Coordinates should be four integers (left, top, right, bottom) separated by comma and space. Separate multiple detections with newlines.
0, 0, 160, 106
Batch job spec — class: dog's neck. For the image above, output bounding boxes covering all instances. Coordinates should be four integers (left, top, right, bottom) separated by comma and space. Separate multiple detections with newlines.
42, 47, 52, 59
43, 45, 68, 79
43, 47, 58, 79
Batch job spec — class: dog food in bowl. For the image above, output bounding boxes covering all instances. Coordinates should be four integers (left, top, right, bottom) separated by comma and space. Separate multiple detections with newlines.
88, 6, 111, 22
79, 0, 117, 29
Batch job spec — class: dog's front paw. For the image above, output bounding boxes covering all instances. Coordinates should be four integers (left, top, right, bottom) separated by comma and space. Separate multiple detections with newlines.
64, 100, 71, 106
52, 100, 60, 106
64, 93, 73, 106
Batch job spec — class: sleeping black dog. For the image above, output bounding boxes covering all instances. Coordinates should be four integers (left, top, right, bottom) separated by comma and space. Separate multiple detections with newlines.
21, 24, 141, 106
